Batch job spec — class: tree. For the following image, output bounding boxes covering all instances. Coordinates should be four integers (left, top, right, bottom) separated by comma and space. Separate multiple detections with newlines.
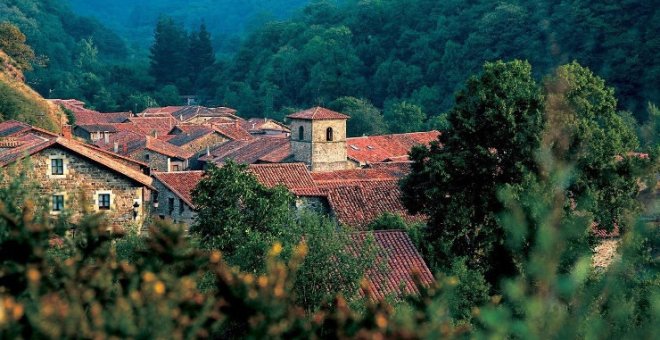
190, 162, 295, 271
189, 23, 215, 89
149, 17, 189, 89
544, 62, 643, 232
329, 97, 388, 137
0, 22, 35, 70
384, 101, 426, 133
401, 60, 545, 281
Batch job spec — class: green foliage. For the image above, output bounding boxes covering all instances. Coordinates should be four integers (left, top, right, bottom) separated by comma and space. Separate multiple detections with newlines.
383, 101, 426, 134
328, 96, 387, 137
402, 60, 546, 280
191, 162, 294, 272
0, 22, 35, 70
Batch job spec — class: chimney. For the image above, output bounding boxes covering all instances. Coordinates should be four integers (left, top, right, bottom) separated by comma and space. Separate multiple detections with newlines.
206, 146, 210, 157
152, 130, 158, 138
104, 132, 110, 144
61, 125, 73, 139
179, 114, 184, 121
113, 141, 119, 153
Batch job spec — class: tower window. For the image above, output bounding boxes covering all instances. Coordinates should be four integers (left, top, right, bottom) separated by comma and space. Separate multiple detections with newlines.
298, 126, 304, 141
326, 127, 334, 141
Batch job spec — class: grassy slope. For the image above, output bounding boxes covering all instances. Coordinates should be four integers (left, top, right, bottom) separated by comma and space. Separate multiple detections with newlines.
0, 50, 63, 132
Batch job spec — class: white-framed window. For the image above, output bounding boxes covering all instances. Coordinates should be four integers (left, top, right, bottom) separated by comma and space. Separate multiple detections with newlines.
94, 191, 113, 211
47, 154, 69, 179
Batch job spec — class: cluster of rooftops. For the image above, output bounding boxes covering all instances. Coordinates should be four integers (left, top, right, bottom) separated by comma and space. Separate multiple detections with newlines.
0, 100, 444, 299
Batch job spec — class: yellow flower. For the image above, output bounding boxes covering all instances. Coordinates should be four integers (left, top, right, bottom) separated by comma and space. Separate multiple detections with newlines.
142, 272, 156, 283
375, 313, 388, 329
27, 268, 40, 283
270, 242, 283, 257
154, 281, 166, 295
210, 251, 222, 264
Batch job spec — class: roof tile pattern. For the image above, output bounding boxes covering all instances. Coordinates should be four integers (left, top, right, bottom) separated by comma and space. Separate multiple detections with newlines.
153, 171, 205, 207
205, 137, 291, 165
248, 163, 320, 195
287, 106, 350, 120
349, 230, 434, 300
347, 131, 440, 164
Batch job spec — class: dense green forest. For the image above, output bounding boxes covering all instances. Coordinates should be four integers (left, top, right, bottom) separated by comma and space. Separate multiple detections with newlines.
66, 0, 310, 55
1, 0, 658, 129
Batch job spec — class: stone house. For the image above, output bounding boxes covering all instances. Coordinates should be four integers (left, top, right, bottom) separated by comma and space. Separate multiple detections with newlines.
152, 171, 204, 226
95, 131, 193, 172
0, 131, 154, 228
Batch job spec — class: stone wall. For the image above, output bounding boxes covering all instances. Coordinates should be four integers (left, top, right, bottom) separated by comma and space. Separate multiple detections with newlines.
181, 133, 228, 154
290, 119, 348, 171
1, 146, 149, 228
130, 149, 186, 172
152, 178, 196, 228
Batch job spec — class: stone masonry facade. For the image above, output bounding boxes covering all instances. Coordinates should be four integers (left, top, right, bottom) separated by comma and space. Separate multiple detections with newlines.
1, 146, 148, 227
290, 119, 349, 171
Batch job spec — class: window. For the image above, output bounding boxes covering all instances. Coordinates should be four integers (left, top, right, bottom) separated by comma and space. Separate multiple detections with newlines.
52, 195, 64, 212
172, 164, 180, 172
168, 198, 175, 215
145, 154, 150, 161
298, 126, 304, 141
98, 194, 111, 210
179, 198, 185, 214
326, 127, 334, 141
51, 158, 64, 175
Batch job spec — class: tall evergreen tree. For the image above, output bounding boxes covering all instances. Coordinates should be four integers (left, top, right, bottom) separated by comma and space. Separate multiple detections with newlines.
149, 17, 189, 90
189, 23, 215, 89
401, 60, 546, 282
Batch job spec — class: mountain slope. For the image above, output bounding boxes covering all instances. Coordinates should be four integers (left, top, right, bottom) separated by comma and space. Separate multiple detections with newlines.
0, 50, 63, 132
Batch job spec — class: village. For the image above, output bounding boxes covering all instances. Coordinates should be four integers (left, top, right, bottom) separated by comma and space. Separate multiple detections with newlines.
0, 100, 444, 299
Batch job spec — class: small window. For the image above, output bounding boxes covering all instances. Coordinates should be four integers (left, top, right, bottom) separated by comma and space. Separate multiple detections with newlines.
98, 194, 111, 210
326, 127, 334, 141
298, 126, 304, 141
168, 198, 175, 215
145, 154, 150, 161
179, 198, 185, 214
52, 195, 64, 212
51, 158, 64, 175
172, 164, 180, 172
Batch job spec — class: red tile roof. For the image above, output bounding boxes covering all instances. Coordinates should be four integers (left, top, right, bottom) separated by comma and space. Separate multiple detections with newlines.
0, 134, 153, 188
204, 137, 291, 165
126, 117, 178, 137
94, 131, 194, 159
153, 171, 205, 207
287, 106, 350, 120
211, 122, 253, 141
53, 99, 132, 125
241, 118, 290, 134
143, 106, 240, 122
349, 230, 434, 300
248, 163, 321, 196
0, 120, 58, 138
346, 131, 440, 164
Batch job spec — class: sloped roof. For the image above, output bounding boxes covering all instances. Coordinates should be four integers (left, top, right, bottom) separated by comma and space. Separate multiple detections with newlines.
317, 180, 420, 228
143, 106, 240, 122
287, 107, 350, 120
95, 131, 194, 159
248, 163, 322, 196
241, 118, 290, 133
0, 120, 32, 137
167, 125, 215, 146
211, 122, 253, 141
0, 135, 153, 189
153, 171, 205, 207
349, 230, 434, 300
346, 131, 440, 164
205, 137, 291, 165
125, 117, 178, 137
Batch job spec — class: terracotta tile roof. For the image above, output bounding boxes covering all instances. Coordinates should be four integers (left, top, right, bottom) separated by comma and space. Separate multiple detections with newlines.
94, 131, 194, 159
0, 120, 58, 138
311, 168, 403, 184
287, 106, 350, 120
143, 106, 240, 122
318, 180, 420, 228
205, 137, 292, 165
211, 122, 253, 141
248, 163, 321, 196
0, 134, 55, 167
75, 124, 122, 133
54, 99, 132, 125
0, 120, 32, 137
346, 131, 440, 164
167, 125, 215, 146
348, 230, 434, 300
241, 118, 290, 134
0, 134, 153, 189
125, 117, 178, 137
153, 171, 205, 207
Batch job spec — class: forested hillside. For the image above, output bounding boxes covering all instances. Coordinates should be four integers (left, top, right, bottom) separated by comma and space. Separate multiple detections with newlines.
215, 0, 659, 122
67, 0, 310, 54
